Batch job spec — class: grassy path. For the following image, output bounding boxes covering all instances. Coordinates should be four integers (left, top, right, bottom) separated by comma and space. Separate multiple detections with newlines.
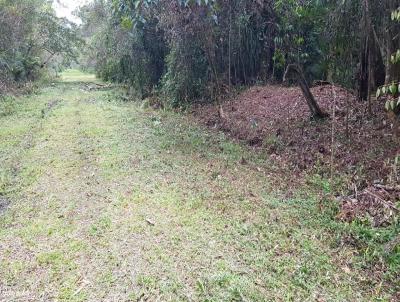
0, 71, 392, 301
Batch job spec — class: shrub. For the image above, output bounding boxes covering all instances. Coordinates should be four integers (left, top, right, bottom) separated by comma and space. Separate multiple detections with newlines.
161, 39, 208, 107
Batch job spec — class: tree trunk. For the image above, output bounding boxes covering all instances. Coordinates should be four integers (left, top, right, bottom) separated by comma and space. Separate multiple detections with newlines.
228, 2, 232, 88
284, 64, 329, 119
358, 37, 369, 101
367, 37, 374, 114
358, 0, 386, 100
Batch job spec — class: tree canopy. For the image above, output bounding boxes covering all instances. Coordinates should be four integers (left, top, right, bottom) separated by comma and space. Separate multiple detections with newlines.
0, 0, 82, 92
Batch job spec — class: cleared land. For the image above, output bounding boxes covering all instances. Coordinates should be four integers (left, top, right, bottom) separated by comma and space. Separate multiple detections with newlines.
0, 70, 395, 301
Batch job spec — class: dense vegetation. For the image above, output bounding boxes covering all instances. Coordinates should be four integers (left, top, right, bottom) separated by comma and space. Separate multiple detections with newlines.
77, 0, 399, 108
0, 0, 81, 93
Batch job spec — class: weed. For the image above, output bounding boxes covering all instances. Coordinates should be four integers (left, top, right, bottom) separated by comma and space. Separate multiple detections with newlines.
0, 95, 16, 117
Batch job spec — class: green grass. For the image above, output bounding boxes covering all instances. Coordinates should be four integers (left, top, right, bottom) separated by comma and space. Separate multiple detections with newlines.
60, 69, 98, 83
0, 70, 397, 301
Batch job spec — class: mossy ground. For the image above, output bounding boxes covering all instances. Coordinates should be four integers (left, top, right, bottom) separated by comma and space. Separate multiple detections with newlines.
0, 70, 396, 301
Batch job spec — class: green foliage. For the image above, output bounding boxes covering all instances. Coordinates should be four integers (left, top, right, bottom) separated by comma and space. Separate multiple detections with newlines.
80, 0, 399, 110
0, 96, 16, 117
81, 0, 358, 106
345, 220, 400, 279
273, 0, 329, 80
0, 0, 82, 90
161, 40, 208, 107
377, 6, 400, 113
391, 7, 400, 22
79, 0, 165, 98
377, 83, 400, 112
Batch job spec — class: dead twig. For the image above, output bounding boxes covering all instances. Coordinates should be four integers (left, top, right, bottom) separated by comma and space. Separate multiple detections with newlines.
362, 189, 399, 212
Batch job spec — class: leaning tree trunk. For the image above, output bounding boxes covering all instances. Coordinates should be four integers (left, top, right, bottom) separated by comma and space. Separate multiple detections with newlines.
284, 64, 329, 119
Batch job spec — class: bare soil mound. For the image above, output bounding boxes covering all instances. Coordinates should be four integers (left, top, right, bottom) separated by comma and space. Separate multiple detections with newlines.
193, 84, 399, 187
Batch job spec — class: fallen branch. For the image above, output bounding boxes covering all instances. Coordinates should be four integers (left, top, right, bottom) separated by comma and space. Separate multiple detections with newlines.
362, 189, 399, 212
